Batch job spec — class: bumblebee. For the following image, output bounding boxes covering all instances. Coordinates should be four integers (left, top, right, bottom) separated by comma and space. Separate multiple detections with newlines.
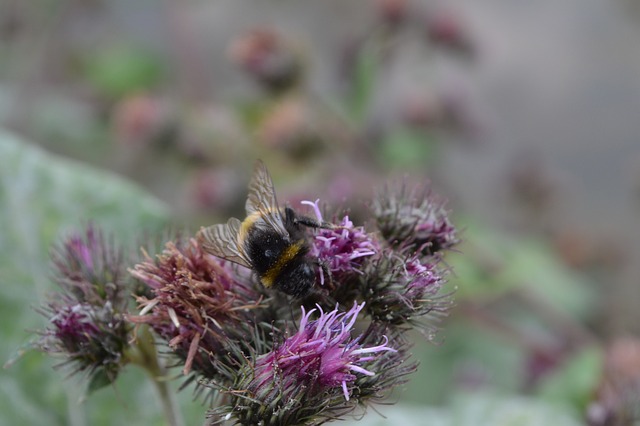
197, 160, 333, 297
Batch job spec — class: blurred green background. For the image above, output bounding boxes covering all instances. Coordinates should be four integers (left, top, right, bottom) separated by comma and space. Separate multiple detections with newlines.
2, 1, 640, 425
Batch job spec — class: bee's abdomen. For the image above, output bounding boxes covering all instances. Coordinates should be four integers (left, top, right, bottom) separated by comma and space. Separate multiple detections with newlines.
242, 224, 303, 287
259, 240, 306, 288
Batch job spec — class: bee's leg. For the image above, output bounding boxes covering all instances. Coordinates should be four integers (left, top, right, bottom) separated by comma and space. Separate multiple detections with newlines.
294, 214, 335, 230
284, 206, 335, 229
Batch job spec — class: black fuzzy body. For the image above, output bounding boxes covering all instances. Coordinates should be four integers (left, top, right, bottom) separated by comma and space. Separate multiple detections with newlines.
243, 207, 316, 297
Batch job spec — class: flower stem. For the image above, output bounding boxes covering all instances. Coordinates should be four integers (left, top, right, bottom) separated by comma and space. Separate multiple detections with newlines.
150, 370, 184, 426
127, 325, 185, 426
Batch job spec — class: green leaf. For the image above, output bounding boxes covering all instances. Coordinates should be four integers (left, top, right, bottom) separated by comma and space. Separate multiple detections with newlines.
403, 321, 525, 406
0, 129, 171, 425
81, 45, 164, 99
87, 370, 117, 396
537, 347, 604, 412
450, 219, 595, 318
447, 221, 519, 300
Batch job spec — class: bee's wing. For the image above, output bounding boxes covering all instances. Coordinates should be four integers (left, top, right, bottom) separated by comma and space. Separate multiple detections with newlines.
245, 160, 289, 238
197, 218, 252, 268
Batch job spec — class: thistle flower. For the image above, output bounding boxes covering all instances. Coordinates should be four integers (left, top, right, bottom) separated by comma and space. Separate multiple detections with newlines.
129, 237, 264, 380
19, 164, 459, 426
373, 182, 459, 256
34, 225, 130, 389
228, 28, 302, 94
208, 302, 400, 426
38, 300, 128, 388
362, 250, 450, 339
51, 225, 129, 307
302, 199, 378, 288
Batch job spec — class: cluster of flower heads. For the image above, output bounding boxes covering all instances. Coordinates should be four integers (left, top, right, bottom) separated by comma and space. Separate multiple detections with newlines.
202, 184, 455, 424
28, 181, 457, 425
32, 226, 131, 391
301, 192, 455, 336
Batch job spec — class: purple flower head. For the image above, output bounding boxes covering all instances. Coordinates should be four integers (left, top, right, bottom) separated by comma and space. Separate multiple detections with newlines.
213, 302, 396, 426
129, 237, 264, 379
373, 182, 459, 256
42, 300, 127, 377
49, 303, 101, 350
363, 250, 451, 339
302, 199, 378, 286
30, 226, 131, 389
51, 225, 128, 308
67, 235, 94, 271
34, 296, 129, 388
258, 302, 394, 400
402, 255, 442, 300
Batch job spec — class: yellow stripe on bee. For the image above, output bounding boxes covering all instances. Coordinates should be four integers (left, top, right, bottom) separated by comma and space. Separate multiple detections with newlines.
239, 212, 263, 244
260, 240, 304, 288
